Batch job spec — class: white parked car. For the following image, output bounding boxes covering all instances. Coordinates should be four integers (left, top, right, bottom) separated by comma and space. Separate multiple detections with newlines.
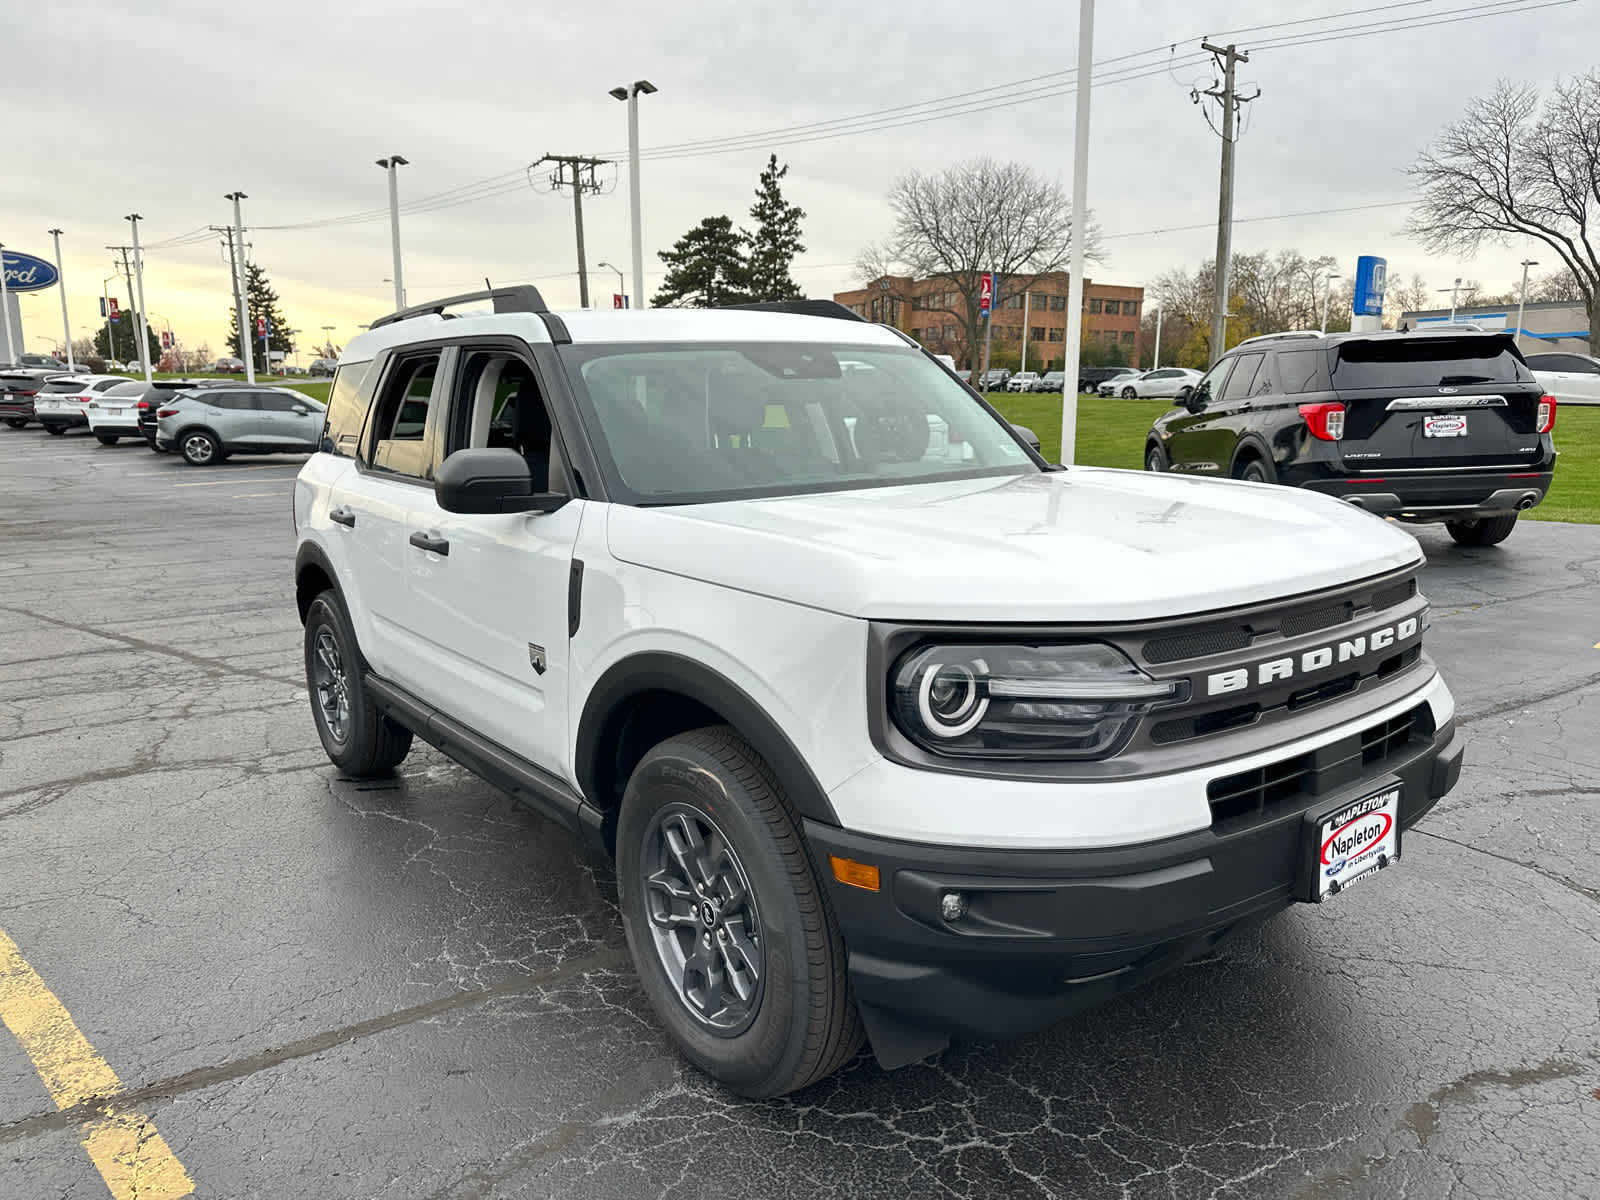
1525, 351, 1600, 406
32, 375, 132, 436
87, 379, 155, 443
1103, 368, 1203, 399
1005, 371, 1040, 393
292, 287, 1460, 1098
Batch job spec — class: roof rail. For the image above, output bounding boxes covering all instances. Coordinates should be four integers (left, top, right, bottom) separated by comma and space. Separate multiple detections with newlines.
1235, 330, 1324, 347
721, 299, 866, 322
370, 284, 549, 330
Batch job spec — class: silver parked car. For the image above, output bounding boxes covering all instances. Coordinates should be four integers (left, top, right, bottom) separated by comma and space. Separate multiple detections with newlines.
154, 387, 327, 466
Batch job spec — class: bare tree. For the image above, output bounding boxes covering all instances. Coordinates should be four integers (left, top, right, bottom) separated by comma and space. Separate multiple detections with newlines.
1387, 272, 1432, 324
1408, 74, 1600, 353
873, 158, 1100, 379
1529, 269, 1583, 303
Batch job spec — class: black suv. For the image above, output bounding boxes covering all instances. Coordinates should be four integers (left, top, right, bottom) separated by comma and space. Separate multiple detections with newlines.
1144, 330, 1557, 547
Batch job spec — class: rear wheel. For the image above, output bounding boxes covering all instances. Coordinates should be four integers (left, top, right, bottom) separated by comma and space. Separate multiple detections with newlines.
44, 424, 65, 436
303, 590, 413, 776
3, 418, 26, 429
617, 727, 863, 1098
1235, 455, 1276, 484
1446, 514, 1518, 547
95, 434, 119, 446
180, 430, 221, 466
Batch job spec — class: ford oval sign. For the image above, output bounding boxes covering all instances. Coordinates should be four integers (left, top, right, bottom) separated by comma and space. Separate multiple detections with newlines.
2, 250, 60, 293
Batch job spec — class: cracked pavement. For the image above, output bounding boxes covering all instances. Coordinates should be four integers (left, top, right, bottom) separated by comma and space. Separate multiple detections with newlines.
1, 429, 1597, 1198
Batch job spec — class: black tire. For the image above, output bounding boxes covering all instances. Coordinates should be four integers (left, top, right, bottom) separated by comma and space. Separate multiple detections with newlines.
1446, 514, 1518, 547
3, 418, 26, 429
1235, 455, 1276, 484
303, 590, 413, 777
179, 429, 221, 466
1145, 443, 1168, 473
617, 726, 863, 1098
95, 434, 119, 446
1120, 386, 1138, 399
148, 441, 164, 452
44, 424, 65, 437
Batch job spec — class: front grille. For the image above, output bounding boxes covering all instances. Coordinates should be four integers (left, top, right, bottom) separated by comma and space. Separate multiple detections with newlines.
1372, 579, 1417, 610
1280, 602, 1354, 638
1143, 627, 1252, 664
1206, 702, 1433, 827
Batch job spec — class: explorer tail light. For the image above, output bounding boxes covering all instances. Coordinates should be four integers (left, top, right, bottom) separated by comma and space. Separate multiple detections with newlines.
1536, 394, 1556, 434
1298, 402, 1345, 441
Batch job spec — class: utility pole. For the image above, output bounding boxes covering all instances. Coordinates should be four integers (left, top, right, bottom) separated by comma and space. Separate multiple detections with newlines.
107, 244, 140, 372
535, 155, 610, 309
102, 273, 119, 364
225, 192, 255, 384
1515, 258, 1538, 348
376, 156, 408, 311
1201, 41, 1258, 365
125, 215, 152, 382
48, 229, 75, 372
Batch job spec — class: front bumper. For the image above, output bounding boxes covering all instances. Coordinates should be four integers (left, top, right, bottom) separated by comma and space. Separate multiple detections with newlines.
1300, 469, 1554, 521
806, 713, 1461, 1063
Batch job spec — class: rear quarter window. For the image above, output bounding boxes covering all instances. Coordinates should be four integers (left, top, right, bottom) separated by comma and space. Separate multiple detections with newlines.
1331, 338, 1534, 390
1276, 350, 1328, 394
321, 362, 373, 456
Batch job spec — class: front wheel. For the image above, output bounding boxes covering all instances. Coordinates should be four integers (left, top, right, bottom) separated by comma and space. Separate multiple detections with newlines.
1121, 386, 1138, 398
96, 434, 119, 446
617, 727, 863, 1098
1446, 514, 1518, 547
1146, 443, 1168, 473
303, 591, 413, 776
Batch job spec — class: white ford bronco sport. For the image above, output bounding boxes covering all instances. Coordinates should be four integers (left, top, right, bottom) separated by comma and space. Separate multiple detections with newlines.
293, 287, 1463, 1097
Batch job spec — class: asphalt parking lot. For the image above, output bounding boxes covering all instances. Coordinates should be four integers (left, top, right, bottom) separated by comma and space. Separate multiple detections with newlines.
2, 426, 1597, 1199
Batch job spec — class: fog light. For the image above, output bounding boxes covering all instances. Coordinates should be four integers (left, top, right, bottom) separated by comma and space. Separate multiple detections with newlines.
940, 891, 968, 921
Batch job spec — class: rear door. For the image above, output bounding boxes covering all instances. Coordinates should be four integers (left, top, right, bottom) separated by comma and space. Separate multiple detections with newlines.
1329, 335, 1546, 469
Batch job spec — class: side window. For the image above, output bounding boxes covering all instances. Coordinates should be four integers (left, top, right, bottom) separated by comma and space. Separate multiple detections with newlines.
1193, 359, 1235, 407
322, 361, 372, 457
257, 392, 302, 412
447, 351, 570, 495
213, 393, 258, 411
1276, 350, 1326, 394
1220, 354, 1263, 403
368, 354, 443, 480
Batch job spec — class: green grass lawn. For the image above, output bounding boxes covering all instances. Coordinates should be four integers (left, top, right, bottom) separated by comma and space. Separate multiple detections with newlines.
987, 392, 1600, 525
114, 369, 332, 404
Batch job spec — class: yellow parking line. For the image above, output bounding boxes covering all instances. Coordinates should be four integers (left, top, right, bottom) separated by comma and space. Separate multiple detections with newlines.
0, 927, 195, 1198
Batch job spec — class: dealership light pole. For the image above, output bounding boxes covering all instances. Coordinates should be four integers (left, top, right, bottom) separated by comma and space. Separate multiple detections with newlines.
226, 192, 256, 384
1515, 258, 1538, 349
1319, 272, 1341, 333
376, 156, 408, 312
1060, 0, 1094, 464
1151, 303, 1163, 369
1441, 277, 1461, 324
0, 242, 14, 366
101, 273, 120, 363
610, 80, 657, 311
321, 324, 336, 356
597, 259, 625, 307
47, 229, 75, 372
125, 215, 152, 382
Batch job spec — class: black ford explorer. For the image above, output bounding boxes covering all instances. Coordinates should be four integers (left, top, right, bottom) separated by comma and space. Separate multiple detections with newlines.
1144, 329, 1558, 547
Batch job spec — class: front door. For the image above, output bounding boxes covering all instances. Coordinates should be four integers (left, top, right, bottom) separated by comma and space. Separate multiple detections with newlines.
398, 341, 582, 779
1164, 358, 1236, 474
257, 390, 323, 450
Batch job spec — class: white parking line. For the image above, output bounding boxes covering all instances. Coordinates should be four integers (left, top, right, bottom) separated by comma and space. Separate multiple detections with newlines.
129, 463, 303, 477
232, 491, 290, 499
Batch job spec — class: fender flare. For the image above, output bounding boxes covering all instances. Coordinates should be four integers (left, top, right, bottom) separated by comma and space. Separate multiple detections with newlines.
294, 540, 341, 624
575, 651, 841, 827
1230, 434, 1276, 478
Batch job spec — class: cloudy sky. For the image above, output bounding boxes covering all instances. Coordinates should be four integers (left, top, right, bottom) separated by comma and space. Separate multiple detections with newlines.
1, 0, 1591, 360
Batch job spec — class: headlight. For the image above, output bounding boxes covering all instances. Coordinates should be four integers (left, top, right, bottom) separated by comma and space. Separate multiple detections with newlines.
890, 643, 1185, 760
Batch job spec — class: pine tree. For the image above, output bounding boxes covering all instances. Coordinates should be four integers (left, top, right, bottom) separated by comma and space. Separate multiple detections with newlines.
92, 312, 160, 363
652, 216, 753, 308
227, 263, 295, 372
745, 155, 806, 302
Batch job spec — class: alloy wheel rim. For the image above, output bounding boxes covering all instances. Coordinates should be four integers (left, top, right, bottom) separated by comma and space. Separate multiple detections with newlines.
184, 434, 214, 463
640, 804, 764, 1036
310, 628, 350, 743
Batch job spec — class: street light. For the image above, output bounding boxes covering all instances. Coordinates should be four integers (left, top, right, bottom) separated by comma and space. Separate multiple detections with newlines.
609, 80, 657, 312
376, 156, 408, 311
47, 229, 75, 372
321, 324, 336, 356
0, 241, 13, 366
148, 310, 174, 369
597, 260, 625, 307
1440, 277, 1462, 324
1515, 259, 1539, 350
1319, 272, 1342, 333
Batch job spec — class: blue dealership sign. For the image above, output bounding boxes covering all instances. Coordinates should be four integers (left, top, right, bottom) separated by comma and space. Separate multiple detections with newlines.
1352, 255, 1387, 317
1, 249, 60, 293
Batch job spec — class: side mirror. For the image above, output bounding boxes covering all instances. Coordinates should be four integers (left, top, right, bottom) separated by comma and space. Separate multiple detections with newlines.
436, 448, 570, 515
1175, 385, 1199, 408
1010, 423, 1042, 453
291, 404, 309, 414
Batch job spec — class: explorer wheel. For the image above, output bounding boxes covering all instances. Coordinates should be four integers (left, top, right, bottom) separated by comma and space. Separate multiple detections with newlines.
96, 434, 119, 445
1146, 444, 1168, 473
1446, 514, 1518, 547
303, 590, 413, 776
180, 430, 220, 465
1236, 456, 1276, 484
617, 727, 863, 1098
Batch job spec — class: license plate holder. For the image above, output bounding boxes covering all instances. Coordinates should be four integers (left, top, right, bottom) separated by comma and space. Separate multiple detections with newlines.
1423, 413, 1468, 438
1302, 782, 1401, 902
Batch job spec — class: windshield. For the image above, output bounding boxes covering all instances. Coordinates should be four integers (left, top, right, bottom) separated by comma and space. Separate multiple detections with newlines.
560, 342, 1036, 504
1332, 337, 1534, 389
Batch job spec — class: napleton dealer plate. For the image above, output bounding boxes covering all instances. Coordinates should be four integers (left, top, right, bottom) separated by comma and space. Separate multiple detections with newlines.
1311, 786, 1401, 901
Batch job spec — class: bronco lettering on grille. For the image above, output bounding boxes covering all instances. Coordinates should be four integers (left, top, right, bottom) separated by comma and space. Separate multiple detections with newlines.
1206, 616, 1420, 697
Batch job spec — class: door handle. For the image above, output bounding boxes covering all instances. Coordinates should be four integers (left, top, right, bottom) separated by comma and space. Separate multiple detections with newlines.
329, 506, 357, 528
409, 531, 450, 556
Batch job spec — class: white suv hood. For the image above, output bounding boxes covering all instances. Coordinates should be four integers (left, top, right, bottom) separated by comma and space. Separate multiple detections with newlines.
605, 469, 1423, 622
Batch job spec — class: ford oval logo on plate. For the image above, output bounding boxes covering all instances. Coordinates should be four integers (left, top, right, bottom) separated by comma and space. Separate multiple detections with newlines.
2, 250, 60, 293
